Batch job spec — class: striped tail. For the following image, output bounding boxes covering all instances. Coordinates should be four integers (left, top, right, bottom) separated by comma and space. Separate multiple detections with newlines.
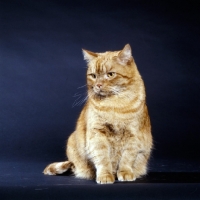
43, 161, 73, 175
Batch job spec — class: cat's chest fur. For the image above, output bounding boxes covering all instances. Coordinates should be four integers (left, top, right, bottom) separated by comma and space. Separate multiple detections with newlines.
86, 105, 140, 158
87, 104, 140, 134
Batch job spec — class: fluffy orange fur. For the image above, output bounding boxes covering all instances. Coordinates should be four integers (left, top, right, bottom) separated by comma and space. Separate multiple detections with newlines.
43, 44, 153, 184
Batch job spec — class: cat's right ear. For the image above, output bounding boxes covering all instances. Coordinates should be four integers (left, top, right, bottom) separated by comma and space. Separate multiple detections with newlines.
117, 44, 133, 65
82, 49, 98, 63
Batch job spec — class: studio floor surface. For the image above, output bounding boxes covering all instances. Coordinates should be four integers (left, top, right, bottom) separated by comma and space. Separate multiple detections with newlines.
1, 160, 200, 199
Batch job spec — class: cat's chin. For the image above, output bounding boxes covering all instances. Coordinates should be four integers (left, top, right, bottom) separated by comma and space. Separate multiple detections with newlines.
92, 88, 115, 99
95, 93, 107, 98
93, 91, 115, 100
93, 91, 108, 99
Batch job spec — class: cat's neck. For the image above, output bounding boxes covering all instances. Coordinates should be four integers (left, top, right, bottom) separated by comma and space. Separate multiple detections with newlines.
88, 81, 145, 112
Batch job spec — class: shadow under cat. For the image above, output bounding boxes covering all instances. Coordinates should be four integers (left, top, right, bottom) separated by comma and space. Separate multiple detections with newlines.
59, 171, 200, 184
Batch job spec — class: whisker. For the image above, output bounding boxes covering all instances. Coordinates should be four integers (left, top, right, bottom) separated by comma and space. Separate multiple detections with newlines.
72, 88, 94, 108
77, 84, 87, 89
72, 93, 83, 107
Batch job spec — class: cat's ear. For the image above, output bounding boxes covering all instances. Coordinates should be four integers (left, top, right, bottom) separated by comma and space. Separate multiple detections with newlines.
117, 44, 133, 65
82, 49, 98, 63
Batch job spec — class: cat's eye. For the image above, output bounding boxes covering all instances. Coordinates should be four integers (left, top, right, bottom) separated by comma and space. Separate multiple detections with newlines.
107, 72, 115, 78
90, 74, 96, 79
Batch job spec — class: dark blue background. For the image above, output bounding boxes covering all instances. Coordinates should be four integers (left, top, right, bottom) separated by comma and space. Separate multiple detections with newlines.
0, 0, 200, 199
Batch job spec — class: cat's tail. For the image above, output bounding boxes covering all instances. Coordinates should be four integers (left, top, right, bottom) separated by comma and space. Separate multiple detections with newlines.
43, 161, 74, 175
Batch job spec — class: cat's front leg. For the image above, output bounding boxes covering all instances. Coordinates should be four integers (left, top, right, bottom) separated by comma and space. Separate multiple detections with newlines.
87, 132, 115, 184
117, 137, 138, 182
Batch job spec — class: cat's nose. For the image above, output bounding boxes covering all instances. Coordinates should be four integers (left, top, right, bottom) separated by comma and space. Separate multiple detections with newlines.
96, 83, 102, 88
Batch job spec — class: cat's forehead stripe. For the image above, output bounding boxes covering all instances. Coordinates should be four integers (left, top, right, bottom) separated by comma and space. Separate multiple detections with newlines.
90, 52, 116, 74
94, 57, 108, 74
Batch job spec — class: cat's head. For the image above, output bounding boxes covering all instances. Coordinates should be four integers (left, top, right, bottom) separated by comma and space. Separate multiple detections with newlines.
82, 44, 140, 99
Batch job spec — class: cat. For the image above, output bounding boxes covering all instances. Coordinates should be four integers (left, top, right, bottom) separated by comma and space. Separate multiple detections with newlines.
43, 44, 153, 184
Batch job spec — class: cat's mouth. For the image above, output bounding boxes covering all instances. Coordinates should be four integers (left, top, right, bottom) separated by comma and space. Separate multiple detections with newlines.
95, 91, 107, 97
94, 90, 114, 99
92, 87, 106, 97
92, 87, 115, 99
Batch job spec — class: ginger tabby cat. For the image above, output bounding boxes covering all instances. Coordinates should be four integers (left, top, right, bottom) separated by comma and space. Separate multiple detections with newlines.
43, 44, 153, 184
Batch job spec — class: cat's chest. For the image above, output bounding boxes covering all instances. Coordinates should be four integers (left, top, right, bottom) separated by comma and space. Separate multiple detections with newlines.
87, 106, 140, 136
95, 110, 138, 132
103, 122, 133, 142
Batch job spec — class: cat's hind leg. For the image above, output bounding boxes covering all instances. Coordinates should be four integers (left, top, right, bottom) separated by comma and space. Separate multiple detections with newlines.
43, 161, 73, 175
67, 132, 95, 180
133, 151, 150, 178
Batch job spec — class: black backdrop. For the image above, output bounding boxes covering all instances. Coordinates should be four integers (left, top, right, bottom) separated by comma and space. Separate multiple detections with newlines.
1, 0, 200, 199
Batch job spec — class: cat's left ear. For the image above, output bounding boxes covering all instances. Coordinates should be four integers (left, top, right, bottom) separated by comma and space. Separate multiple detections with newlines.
117, 44, 133, 65
82, 49, 98, 63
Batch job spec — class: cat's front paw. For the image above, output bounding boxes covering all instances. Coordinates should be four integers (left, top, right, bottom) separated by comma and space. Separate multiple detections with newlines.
117, 171, 136, 182
96, 173, 115, 184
